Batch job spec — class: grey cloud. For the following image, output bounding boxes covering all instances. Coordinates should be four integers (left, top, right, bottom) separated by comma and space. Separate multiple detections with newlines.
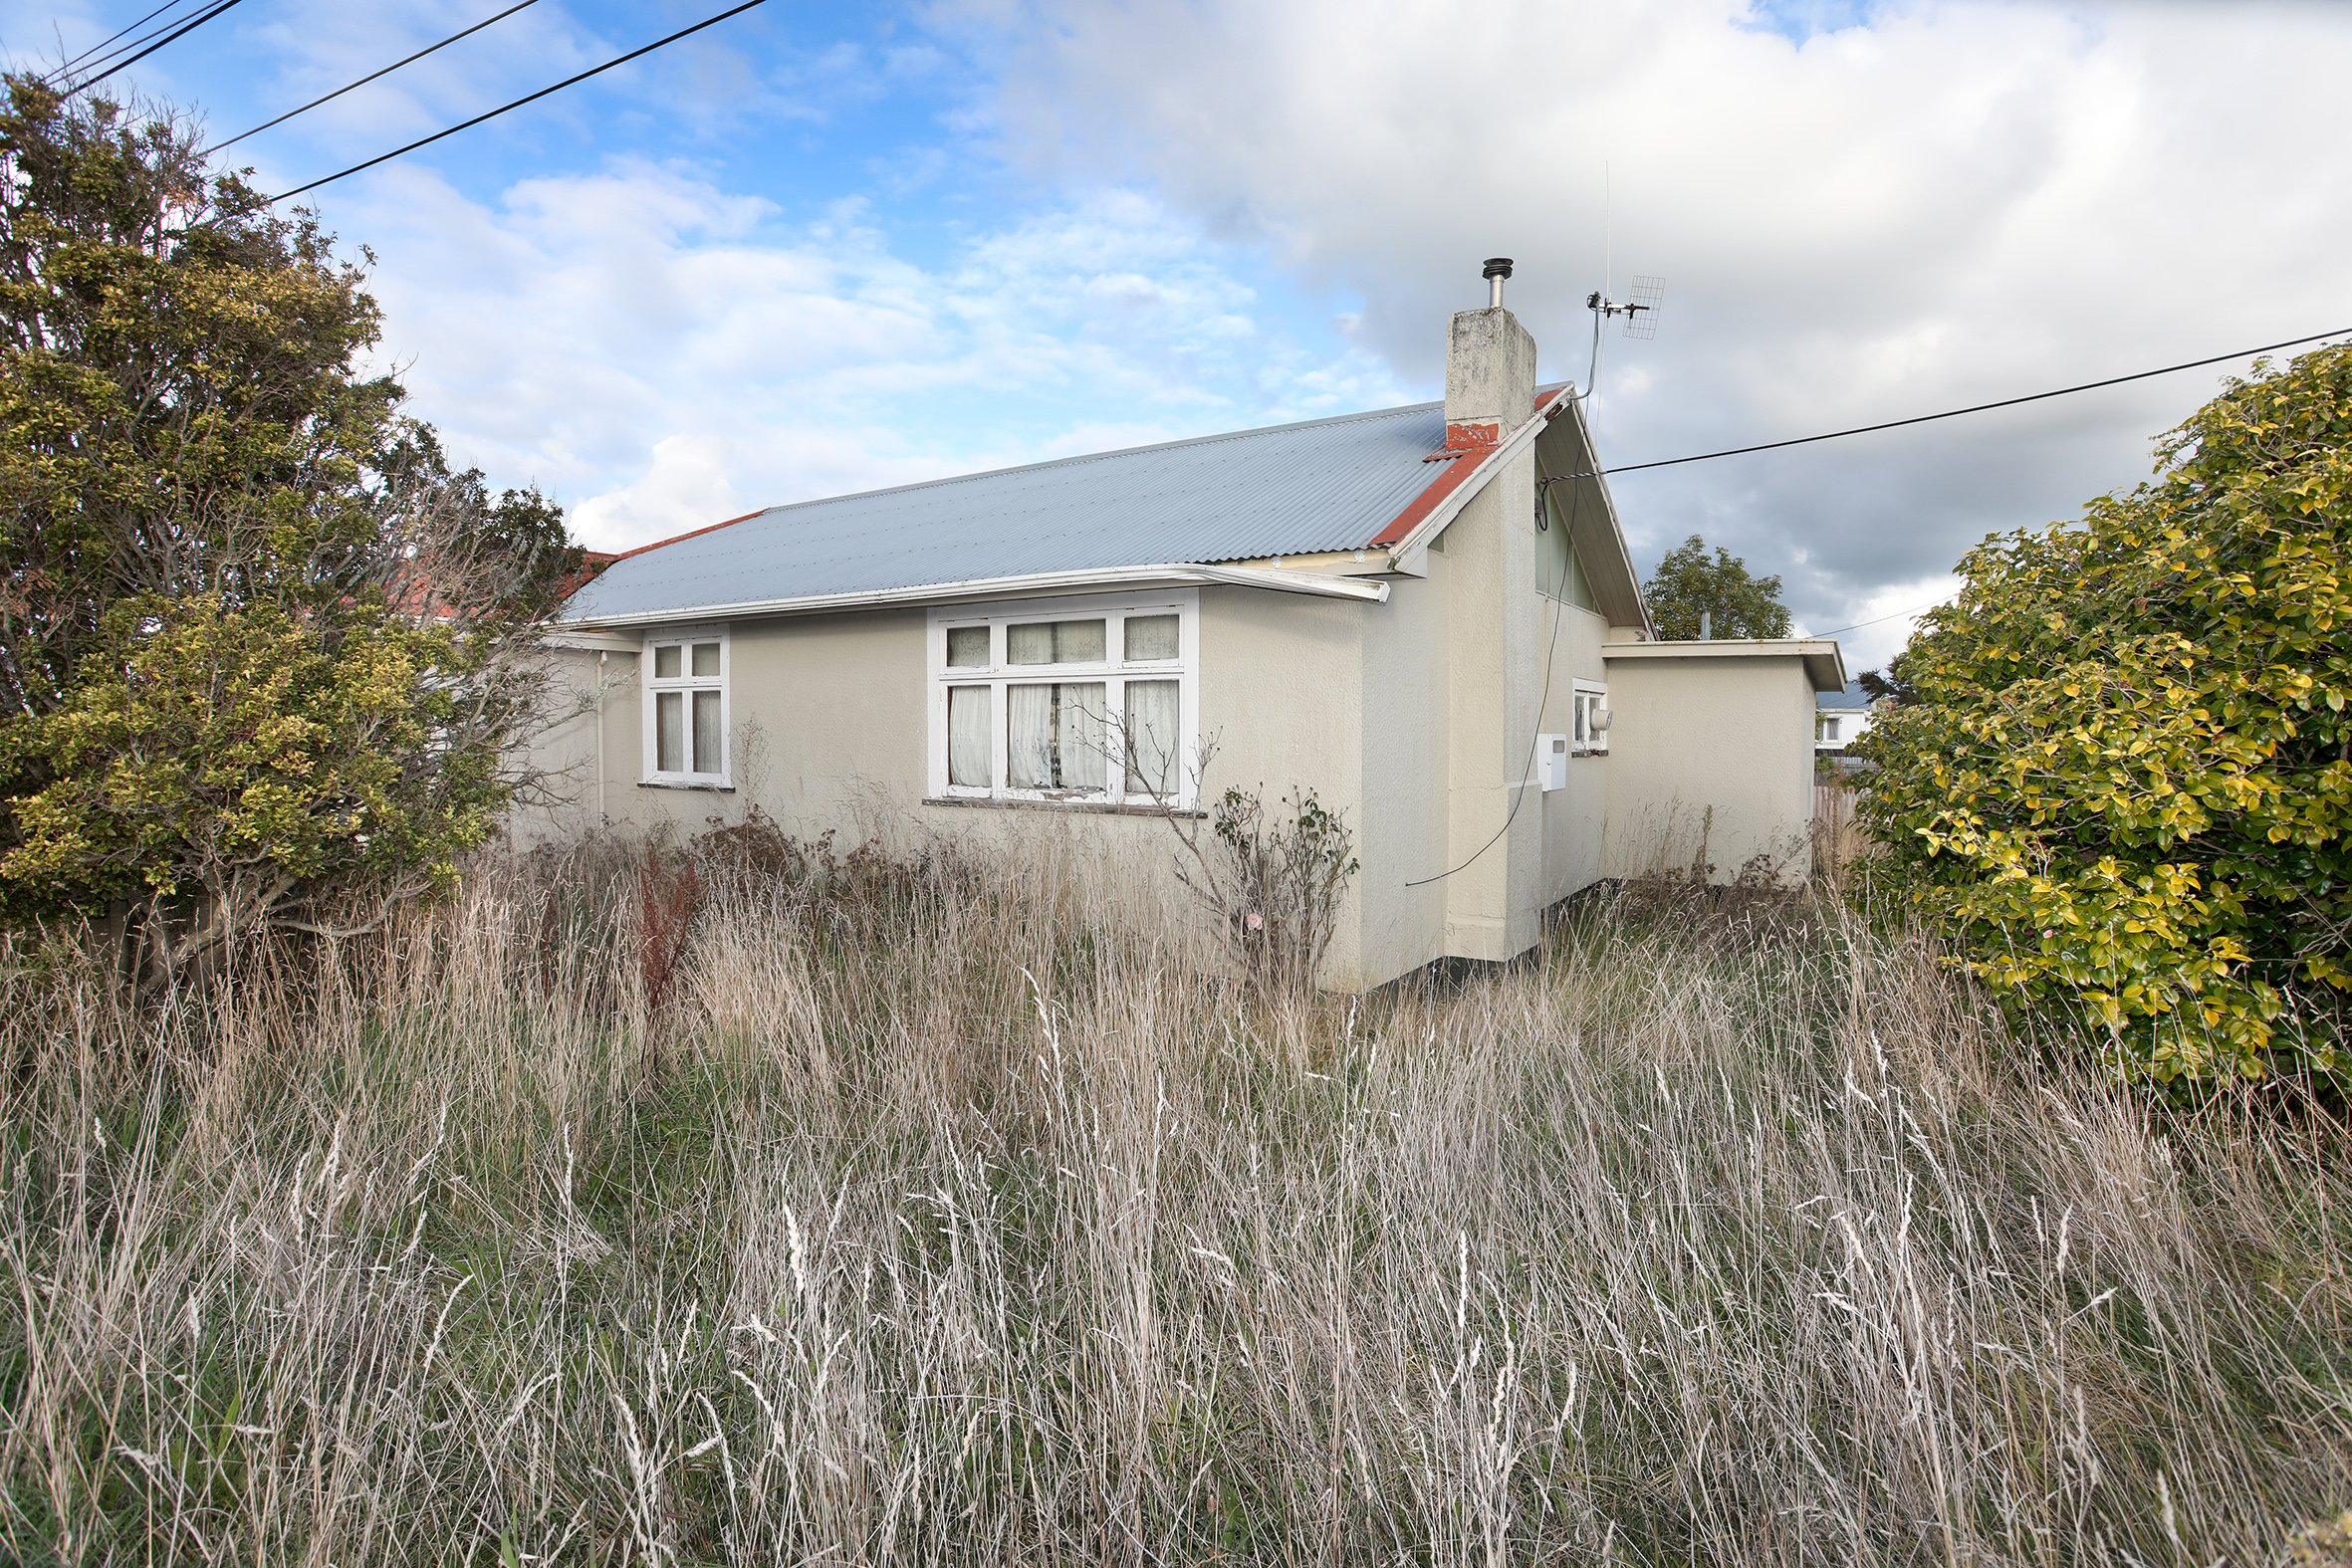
989, 0, 2352, 655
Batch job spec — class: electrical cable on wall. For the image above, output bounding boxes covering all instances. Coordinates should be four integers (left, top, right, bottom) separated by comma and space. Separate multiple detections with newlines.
1404, 471, 1586, 889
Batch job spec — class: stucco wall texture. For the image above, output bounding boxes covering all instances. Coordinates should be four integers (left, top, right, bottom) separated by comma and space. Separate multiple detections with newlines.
523, 590, 1820, 988
1598, 647, 1820, 887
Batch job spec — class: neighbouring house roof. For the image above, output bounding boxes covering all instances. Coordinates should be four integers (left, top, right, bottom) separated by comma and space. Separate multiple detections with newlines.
561, 387, 1642, 628
550, 550, 620, 601
1816, 680, 1877, 711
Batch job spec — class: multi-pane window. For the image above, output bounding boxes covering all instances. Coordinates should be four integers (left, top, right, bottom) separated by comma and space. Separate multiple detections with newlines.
1571, 683, 1609, 755
643, 627, 728, 784
930, 593, 1196, 807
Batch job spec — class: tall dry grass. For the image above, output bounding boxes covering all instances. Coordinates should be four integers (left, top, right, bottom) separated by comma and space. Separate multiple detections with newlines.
3, 836, 2349, 1564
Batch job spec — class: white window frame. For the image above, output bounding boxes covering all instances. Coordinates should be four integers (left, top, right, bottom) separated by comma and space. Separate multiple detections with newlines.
641, 624, 732, 787
1571, 679, 1609, 756
1818, 714, 1843, 747
927, 589, 1200, 809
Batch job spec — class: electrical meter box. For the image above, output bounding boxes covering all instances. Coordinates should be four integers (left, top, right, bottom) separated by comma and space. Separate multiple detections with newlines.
1537, 733, 1569, 791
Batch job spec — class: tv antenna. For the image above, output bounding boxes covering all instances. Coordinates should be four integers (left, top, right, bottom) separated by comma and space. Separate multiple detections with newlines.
1575, 274, 1664, 402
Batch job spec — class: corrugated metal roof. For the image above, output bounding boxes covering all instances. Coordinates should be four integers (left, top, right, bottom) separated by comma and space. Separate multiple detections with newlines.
564, 399, 1455, 622
1816, 681, 1875, 710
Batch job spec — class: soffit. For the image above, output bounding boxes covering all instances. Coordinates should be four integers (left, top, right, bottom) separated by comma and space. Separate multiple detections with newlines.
1532, 401, 1650, 633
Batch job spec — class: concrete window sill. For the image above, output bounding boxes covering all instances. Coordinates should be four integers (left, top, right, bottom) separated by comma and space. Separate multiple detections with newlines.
923, 795, 1205, 820
637, 780, 735, 792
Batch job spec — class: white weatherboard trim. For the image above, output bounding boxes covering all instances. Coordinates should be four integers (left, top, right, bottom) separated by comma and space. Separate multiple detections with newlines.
544, 630, 641, 653
1539, 394, 1652, 637
559, 561, 1387, 632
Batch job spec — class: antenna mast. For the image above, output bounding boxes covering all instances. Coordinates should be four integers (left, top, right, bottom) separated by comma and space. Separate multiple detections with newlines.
1540, 269, 1664, 527
1579, 275, 1664, 401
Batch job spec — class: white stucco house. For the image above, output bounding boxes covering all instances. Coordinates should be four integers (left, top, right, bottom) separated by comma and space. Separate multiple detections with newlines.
1815, 681, 1885, 766
526, 263, 1844, 991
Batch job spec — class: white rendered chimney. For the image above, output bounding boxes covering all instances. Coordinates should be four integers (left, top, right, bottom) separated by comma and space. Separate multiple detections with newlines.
1446, 258, 1537, 444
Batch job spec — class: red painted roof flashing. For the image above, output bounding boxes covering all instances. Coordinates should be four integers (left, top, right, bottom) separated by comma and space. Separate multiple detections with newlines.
609, 509, 769, 562
1368, 386, 1570, 550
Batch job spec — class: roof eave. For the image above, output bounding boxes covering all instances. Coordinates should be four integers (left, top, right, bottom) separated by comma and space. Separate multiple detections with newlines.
555, 560, 1390, 632
1602, 637, 1849, 693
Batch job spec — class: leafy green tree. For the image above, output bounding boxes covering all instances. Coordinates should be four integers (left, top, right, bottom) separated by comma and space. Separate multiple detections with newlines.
0, 76, 569, 983
1855, 340, 2352, 1081
1856, 666, 1914, 706
1643, 535, 1791, 639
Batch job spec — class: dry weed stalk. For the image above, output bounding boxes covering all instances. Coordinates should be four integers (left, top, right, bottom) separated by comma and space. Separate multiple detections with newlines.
0, 844, 2348, 1564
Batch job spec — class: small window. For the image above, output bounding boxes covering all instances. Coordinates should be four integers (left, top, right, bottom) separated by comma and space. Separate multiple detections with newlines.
1124, 614, 1179, 662
644, 627, 729, 785
946, 625, 991, 668
1007, 618, 1105, 665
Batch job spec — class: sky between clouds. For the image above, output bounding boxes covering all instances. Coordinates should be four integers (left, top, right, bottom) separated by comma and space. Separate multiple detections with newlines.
4, 0, 2345, 671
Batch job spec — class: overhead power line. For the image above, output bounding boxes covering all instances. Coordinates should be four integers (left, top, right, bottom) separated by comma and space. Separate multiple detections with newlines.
62, 0, 244, 100
1592, 329, 2350, 480
264, 0, 769, 204
203, 1, 542, 156
47, 0, 200, 84
1814, 600, 1950, 638
1712, 330, 2348, 647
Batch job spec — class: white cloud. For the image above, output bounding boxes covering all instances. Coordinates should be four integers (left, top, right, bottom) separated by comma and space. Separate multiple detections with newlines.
352, 160, 1406, 552
571, 432, 745, 546
1794, 570, 1962, 676
25, 0, 2339, 655
984, 0, 2352, 636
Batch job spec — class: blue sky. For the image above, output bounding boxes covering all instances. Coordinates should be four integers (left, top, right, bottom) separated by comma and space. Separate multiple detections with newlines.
6, 0, 2346, 671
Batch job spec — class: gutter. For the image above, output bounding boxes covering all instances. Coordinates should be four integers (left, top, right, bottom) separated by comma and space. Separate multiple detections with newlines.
555, 560, 1390, 633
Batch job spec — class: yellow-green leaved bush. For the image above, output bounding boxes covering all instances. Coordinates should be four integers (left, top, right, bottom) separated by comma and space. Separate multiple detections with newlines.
1856, 340, 2352, 1080
4, 593, 508, 912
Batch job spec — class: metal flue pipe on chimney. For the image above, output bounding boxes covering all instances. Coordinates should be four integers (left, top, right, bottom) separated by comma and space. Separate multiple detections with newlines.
1483, 257, 1513, 309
